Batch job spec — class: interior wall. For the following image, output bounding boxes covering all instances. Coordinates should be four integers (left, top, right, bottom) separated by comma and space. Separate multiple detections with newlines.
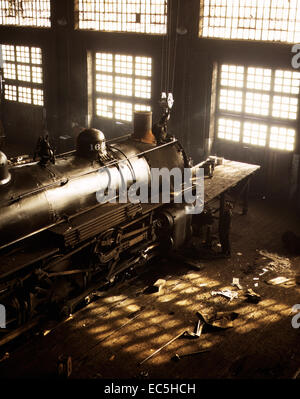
0, 0, 299, 203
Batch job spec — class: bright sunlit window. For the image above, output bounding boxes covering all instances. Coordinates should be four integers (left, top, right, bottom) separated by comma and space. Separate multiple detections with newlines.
200, 0, 300, 43
216, 64, 300, 151
77, 0, 167, 34
2, 44, 44, 106
0, 0, 51, 27
95, 52, 152, 122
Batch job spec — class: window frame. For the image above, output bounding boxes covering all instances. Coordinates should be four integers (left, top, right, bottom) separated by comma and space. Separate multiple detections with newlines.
92, 50, 153, 125
74, 0, 168, 35
215, 63, 299, 152
199, 0, 300, 44
2, 44, 45, 107
0, 0, 51, 28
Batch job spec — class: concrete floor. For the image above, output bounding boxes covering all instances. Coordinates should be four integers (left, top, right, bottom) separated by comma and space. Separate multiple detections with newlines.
0, 197, 300, 379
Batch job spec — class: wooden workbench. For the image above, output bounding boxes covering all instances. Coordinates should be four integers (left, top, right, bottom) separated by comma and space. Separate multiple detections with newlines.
201, 159, 260, 255
204, 160, 260, 204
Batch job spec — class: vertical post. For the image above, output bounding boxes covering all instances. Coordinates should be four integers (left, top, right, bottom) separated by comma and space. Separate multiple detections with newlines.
219, 192, 225, 230
0, 44, 5, 150
50, 0, 74, 153
242, 178, 250, 215
218, 192, 231, 257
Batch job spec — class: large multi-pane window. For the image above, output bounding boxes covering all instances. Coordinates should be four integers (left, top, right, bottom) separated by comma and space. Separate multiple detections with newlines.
0, 0, 51, 27
94, 52, 152, 122
2, 44, 44, 106
216, 64, 300, 151
200, 0, 300, 43
76, 0, 167, 34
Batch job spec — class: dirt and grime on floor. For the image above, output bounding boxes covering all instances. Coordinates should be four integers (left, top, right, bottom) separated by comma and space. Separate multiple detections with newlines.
0, 198, 300, 379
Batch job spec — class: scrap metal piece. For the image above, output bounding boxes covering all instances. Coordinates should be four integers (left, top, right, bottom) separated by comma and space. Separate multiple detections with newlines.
209, 312, 238, 329
153, 279, 166, 291
293, 367, 300, 379
245, 288, 261, 303
266, 276, 295, 287
139, 330, 185, 365
196, 311, 238, 330
232, 278, 243, 290
144, 279, 167, 294
183, 320, 204, 339
172, 349, 210, 361
259, 268, 269, 276
211, 289, 238, 301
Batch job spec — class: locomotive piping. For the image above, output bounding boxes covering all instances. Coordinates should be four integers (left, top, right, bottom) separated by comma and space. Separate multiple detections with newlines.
1, 139, 178, 207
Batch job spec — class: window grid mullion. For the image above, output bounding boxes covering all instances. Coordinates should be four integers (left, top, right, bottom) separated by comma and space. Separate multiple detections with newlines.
240, 65, 247, 144
216, 62, 298, 151
94, 52, 152, 122
266, 69, 276, 149
200, 0, 300, 44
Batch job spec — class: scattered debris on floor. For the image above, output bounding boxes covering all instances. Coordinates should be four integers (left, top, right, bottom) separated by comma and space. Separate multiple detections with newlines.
292, 367, 300, 379
258, 250, 293, 275
266, 276, 295, 287
211, 289, 239, 301
139, 371, 149, 378
139, 330, 186, 365
144, 279, 166, 293
127, 306, 145, 319
0, 352, 9, 363
259, 268, 269, 276
232, 277, 243, 290
245, 289, 261, 303
172, 349, 210, 362
183, 320, 204, 339
197, 311, 239, 330
153, 279, 166, 290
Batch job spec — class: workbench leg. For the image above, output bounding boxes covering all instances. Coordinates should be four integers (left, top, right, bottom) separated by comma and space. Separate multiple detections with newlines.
218, 193, 225, 232
218, 194, 231, 257
242, 179, 250, 215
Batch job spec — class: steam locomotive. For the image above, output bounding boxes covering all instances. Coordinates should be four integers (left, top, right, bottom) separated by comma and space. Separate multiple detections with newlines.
0, 110, 202, 343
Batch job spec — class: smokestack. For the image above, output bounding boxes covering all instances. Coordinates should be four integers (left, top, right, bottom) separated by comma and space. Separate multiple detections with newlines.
132, 111, 156, 144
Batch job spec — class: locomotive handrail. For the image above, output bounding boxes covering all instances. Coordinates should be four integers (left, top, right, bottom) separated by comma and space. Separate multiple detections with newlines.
54, 133, 132, 159
9, 134, 133, 168
2, 138, 179, 207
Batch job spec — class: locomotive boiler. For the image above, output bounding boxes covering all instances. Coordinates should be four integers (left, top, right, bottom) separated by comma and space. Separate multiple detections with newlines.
0, 111, 200, 342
